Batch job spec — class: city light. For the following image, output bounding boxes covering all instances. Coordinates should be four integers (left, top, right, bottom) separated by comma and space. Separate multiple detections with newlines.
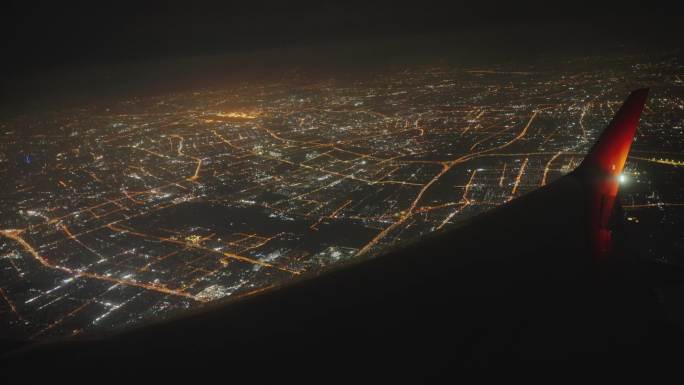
0, 53, 681, 341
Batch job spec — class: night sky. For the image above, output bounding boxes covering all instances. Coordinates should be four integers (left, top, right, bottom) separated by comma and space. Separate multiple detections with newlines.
1, 1, 681, 106
3, 1, 681, 71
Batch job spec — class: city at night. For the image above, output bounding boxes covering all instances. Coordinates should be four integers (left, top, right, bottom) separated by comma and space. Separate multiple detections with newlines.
1, 0, 683, 380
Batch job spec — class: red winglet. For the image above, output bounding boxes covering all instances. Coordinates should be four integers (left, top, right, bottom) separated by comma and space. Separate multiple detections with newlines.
577, 88, 649, 260
580, 88, 649, 176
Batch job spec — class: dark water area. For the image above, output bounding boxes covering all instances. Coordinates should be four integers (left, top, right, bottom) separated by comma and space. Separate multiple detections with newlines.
301, 220, 378, 251
130, 201, 378, 252
132, 202, 310, 235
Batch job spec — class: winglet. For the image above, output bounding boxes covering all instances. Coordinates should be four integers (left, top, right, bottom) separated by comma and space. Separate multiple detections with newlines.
579, 88, 649, 176
577, 88, 648, 260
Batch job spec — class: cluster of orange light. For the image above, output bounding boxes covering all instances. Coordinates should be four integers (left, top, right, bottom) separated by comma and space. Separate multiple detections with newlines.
215, 111, 259, 119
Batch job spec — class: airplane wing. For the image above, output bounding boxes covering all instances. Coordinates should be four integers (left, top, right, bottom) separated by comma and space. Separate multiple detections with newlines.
576, 88, 649, 259
4, 89, 682, 380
